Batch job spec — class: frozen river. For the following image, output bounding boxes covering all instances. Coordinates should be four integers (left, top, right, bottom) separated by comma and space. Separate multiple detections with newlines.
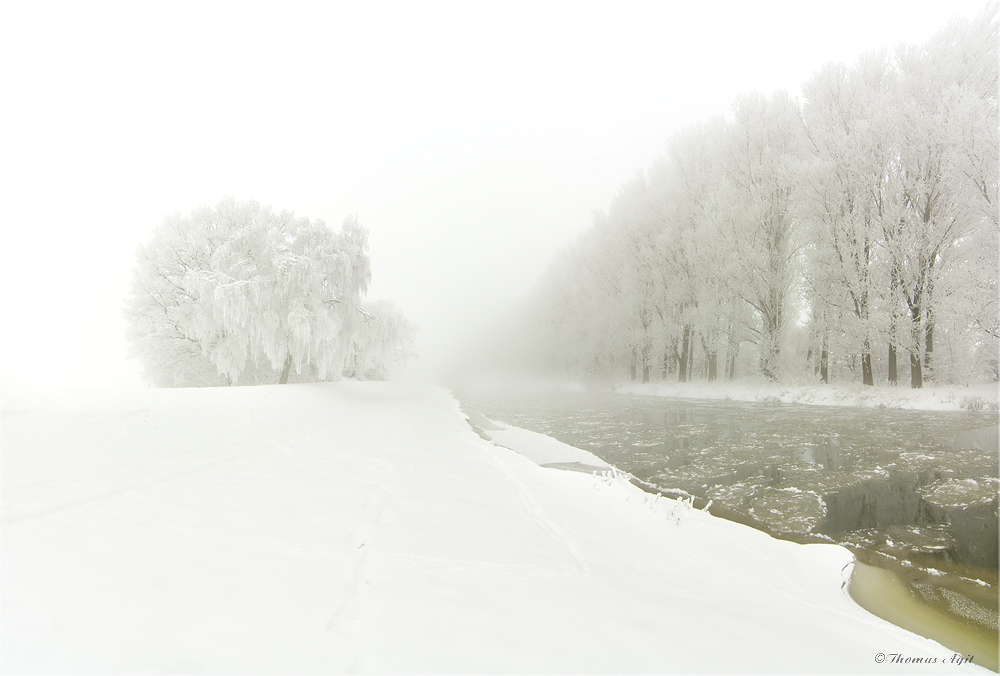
461, 387, 998, 642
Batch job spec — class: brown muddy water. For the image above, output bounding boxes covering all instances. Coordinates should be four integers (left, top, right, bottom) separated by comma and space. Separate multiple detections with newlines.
851, 562, 998, 672
461, 388, 998, 669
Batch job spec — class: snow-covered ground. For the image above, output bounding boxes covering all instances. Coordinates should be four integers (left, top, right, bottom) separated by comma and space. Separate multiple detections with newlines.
1, 382, 992, 673
615, 380, 1000, 412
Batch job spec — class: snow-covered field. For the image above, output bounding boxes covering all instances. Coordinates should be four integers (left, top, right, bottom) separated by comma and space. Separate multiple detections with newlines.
1, 382, 991, 673
616, 380, 1000, 412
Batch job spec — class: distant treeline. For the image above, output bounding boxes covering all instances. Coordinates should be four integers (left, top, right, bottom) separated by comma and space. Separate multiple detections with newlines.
514, 8, 997, 388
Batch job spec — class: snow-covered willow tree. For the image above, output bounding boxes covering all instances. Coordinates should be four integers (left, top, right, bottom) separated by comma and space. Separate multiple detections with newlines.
349, 300, 417, 380
125, 198, 415, 386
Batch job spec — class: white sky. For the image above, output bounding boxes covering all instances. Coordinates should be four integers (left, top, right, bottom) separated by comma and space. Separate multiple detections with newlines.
1, 0, 992, 391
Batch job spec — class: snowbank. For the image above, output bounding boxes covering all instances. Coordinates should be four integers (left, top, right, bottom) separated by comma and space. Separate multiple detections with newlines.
617, 380, 1000, 412
466, 406, 611, 471
2, 382, 990, 673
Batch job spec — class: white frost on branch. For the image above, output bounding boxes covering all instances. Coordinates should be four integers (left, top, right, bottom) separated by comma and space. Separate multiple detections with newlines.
349, 299, 418, 380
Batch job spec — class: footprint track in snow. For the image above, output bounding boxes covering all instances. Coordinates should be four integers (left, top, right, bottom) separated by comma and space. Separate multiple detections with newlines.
478, 439, 590, 575
326, 487, 390, 633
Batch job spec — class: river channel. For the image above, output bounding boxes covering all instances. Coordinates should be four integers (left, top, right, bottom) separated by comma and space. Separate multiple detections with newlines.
459, 386, 999, 656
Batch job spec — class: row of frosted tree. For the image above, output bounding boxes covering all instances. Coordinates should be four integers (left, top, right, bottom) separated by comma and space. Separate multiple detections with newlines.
521, 10, 997, 388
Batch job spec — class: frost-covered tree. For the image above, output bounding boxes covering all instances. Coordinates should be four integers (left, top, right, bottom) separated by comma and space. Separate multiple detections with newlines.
125, 198, 414, 386
124, 206, 232, 387
717, 92, 805, 381
800, 52, 901, 386
885, 9, 998, 387
609, 175, 662, 383
349, 300, 417, 380
651, 119, 730, 382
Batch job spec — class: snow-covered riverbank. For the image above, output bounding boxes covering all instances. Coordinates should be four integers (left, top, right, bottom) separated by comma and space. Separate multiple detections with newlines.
616, 380, 1000, 412
1, 382, 991, 673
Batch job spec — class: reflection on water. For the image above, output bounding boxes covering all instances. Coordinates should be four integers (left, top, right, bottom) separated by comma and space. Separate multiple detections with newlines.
462, 387, 999, 646
821, 473, 999, 570
952, 425, 1000, 452
798, 438, 844, 470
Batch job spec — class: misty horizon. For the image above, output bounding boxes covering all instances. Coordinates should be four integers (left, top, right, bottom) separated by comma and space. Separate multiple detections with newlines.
1, 1, 995, 393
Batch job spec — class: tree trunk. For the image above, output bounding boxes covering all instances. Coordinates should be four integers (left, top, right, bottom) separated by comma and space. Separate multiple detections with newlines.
279, 355, 293, 384
924, 317, 934, 382
820, 337, 829, 384
910, 351, 923, 389
760, 324, 779, 382
910, 308, 923, 389
678, 325, 691, 383
699, 334, 717, 383
924, 274, 934, 382
666, 339, 678, 375
641, 339, 651, 385
861, 339, 873, 387
688, 331, 696, 380
761, 358, 776, 382
887, 265, 899, 386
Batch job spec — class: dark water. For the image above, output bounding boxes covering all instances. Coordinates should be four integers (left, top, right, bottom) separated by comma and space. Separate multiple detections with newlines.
461, 387, 999, 641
